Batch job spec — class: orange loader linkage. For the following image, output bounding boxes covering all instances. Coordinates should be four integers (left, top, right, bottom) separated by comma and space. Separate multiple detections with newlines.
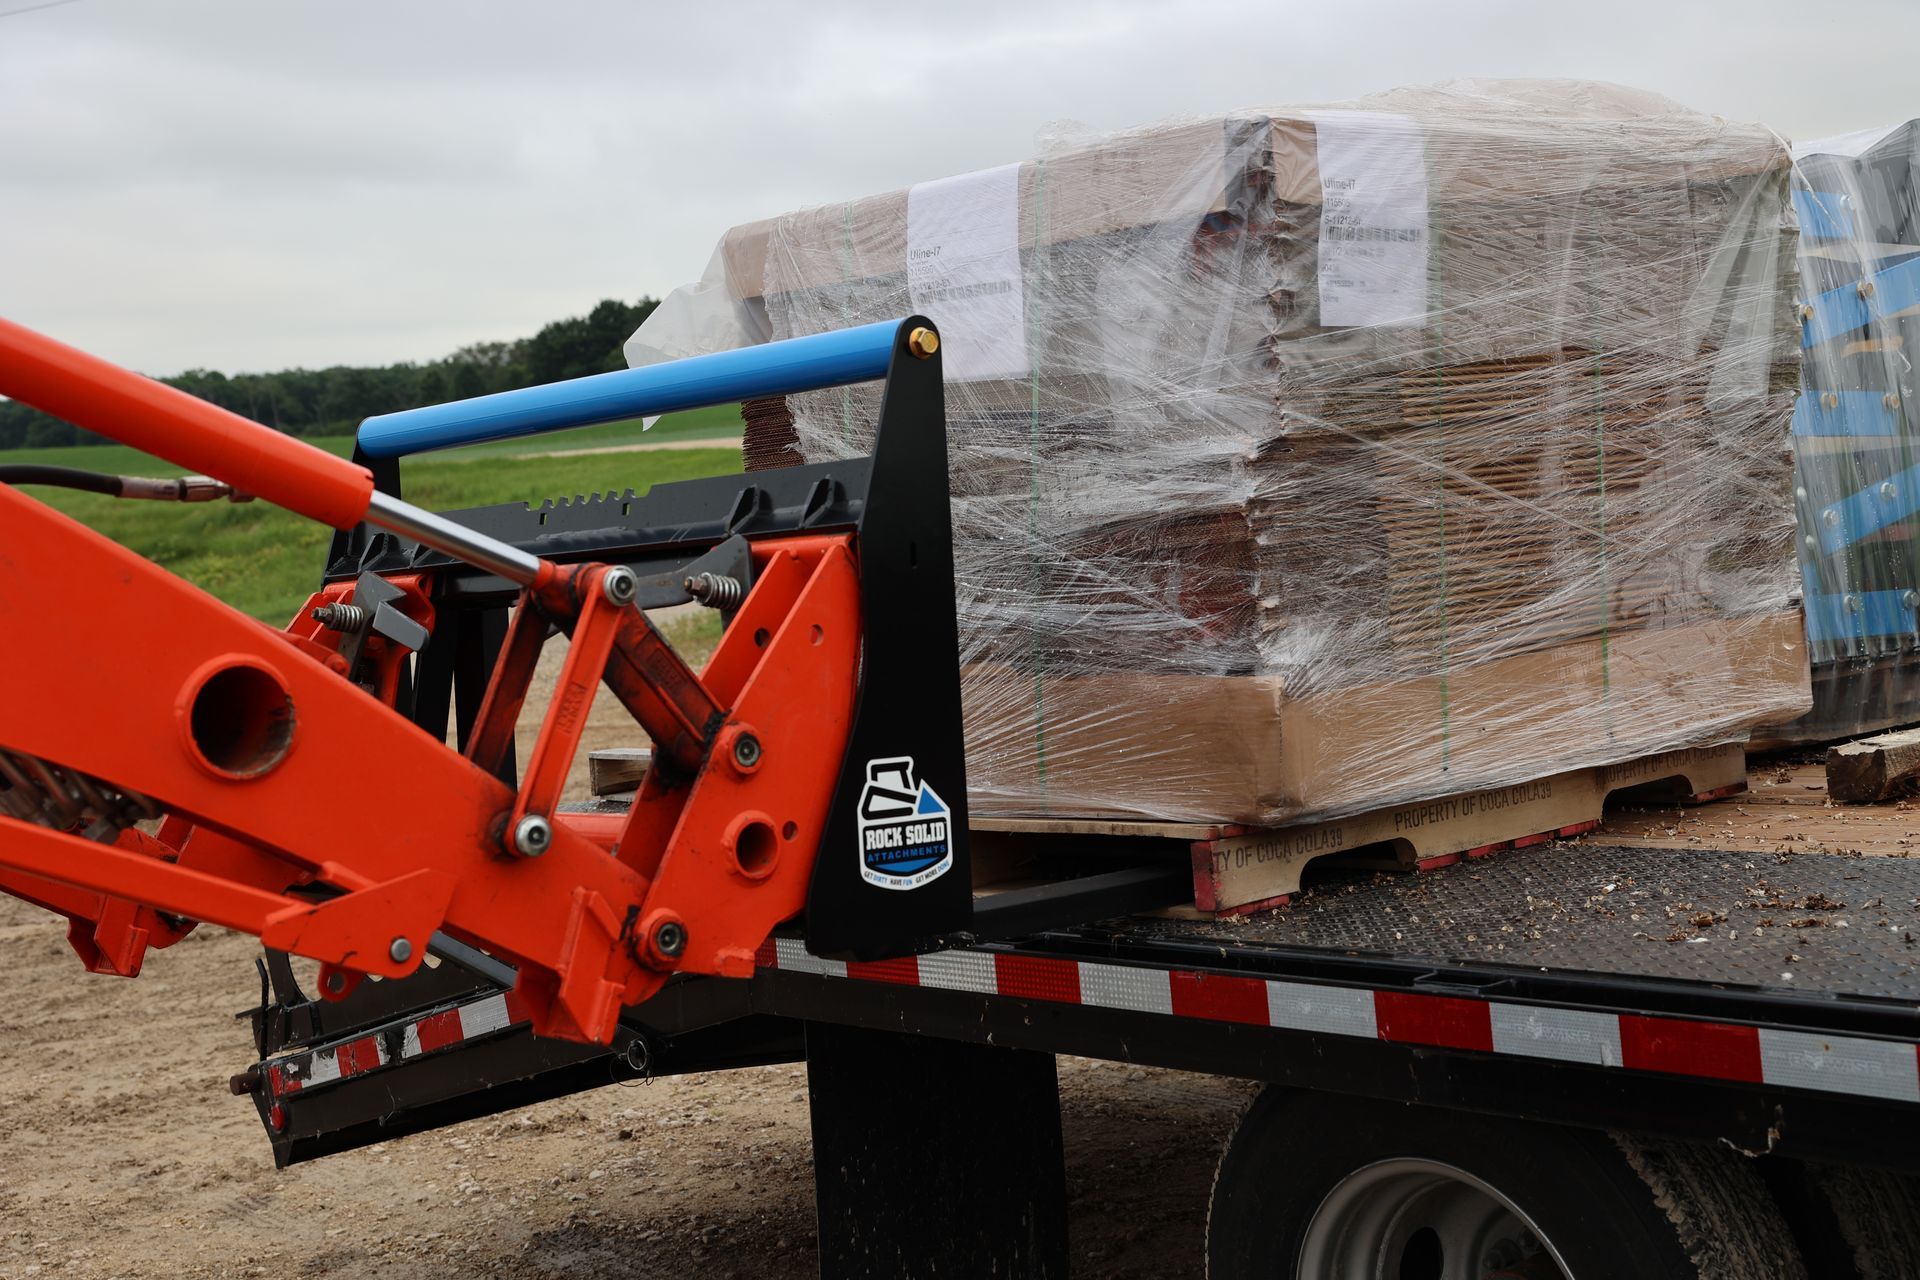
0, 314, 973, 1044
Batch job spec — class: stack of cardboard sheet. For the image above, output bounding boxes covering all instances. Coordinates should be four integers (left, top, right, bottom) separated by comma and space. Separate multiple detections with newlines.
639, 80, 1810, 824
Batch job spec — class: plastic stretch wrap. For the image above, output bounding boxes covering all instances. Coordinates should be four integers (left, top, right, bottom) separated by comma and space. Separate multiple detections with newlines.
1765, 122, 1920, 744
632, 80, 1809, 824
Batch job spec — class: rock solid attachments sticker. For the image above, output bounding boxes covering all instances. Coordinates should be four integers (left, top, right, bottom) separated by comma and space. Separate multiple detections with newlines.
856, 756, 953, 891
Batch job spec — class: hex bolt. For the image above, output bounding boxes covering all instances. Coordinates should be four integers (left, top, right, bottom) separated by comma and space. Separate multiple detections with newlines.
653, 919, 687, 958
513, 813, 553, 857
907, 325, 940, 359
601, 565, 638, 607
389, 937, 413, 965
732, 732, 763, 770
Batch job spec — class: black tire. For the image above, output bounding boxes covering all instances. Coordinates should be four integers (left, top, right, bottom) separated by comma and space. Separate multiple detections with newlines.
1206, 1089, 1807, 1280
1763, 1160, 1920, 1279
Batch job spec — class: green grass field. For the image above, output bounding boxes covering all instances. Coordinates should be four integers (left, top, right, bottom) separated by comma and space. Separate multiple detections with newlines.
2, 401, 743, 474
16, 431, 744, 623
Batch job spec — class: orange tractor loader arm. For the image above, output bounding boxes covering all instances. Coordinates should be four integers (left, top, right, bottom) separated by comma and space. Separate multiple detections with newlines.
0, 314, 972, 1044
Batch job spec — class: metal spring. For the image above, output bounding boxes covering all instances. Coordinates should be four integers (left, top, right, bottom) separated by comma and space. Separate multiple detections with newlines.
311, 601, 369, 632
0, 749, 161, 843
682, 572, 745, 610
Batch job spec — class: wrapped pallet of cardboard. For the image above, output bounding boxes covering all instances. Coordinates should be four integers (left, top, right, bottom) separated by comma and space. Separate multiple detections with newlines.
630, 79, 1811, 825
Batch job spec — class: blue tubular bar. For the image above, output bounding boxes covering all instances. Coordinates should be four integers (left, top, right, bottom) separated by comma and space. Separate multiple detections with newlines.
357, 318, 909, 458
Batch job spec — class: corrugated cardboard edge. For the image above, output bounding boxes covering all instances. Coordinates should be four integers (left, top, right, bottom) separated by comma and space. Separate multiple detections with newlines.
963, 609, 1809, 827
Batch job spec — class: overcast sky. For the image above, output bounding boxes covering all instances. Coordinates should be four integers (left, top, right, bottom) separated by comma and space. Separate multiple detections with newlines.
3, 0, 1915, 378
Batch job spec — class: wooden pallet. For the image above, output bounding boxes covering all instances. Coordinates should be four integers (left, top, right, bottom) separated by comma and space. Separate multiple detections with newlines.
1187, 743, 1748, 916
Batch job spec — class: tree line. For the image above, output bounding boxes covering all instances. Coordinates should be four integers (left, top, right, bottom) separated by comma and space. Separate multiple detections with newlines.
0, 297, 659, 450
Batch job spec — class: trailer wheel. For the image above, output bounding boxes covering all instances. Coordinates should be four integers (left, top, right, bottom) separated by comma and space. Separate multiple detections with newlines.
1206, 1089, 1806, 1280
1764, 1161, 1920, 1279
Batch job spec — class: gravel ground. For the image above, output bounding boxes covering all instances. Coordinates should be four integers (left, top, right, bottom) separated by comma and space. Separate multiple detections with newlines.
0, 890, 1253, 1279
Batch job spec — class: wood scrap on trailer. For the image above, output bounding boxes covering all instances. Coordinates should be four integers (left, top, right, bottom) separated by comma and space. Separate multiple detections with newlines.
1826, 727, 1920, 804
588, 747, 653, 796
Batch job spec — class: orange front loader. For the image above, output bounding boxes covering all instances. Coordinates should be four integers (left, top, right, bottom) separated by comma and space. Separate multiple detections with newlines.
0, 314, 974, 1046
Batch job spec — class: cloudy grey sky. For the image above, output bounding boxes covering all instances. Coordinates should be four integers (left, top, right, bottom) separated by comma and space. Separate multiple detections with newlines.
3, 0, 1914, 377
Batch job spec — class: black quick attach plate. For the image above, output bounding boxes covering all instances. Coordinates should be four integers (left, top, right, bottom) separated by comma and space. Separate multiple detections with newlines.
318, 316, 973, 963
803, 323, 972, 959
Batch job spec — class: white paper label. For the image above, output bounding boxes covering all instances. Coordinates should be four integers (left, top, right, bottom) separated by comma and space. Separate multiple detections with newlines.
1309, 111, 1430, 328
907, 162, 1028, 380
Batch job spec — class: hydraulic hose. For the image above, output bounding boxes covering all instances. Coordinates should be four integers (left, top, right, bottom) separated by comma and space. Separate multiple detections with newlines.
0, 464, 247, 502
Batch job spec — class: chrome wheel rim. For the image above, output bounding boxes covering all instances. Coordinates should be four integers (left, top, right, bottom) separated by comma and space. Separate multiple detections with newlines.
1295, 1157, 1573, 1280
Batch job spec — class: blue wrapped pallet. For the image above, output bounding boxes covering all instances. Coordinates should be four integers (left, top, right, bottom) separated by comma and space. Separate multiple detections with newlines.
1761, 122, 1920, 743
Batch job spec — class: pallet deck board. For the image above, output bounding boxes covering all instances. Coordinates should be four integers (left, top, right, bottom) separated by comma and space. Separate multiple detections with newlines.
1183, 745, 1749, 914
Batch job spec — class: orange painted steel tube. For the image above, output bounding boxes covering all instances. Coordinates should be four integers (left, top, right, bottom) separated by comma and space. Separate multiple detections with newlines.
0, 317, 374, 530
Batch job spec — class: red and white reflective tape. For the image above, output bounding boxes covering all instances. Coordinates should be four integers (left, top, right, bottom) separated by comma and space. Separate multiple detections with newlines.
263, 942, 1920, 1109
265, 989, 528, 1097
760, 938, 1920, 1105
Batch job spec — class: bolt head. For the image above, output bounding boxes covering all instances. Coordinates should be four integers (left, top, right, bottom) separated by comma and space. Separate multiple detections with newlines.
389, 937, 413, 964
732, 732, 763, 769
907, 325, 940, 359
653, 920, 687, 958
513, 813, 553, 857
602, 565, 638, 606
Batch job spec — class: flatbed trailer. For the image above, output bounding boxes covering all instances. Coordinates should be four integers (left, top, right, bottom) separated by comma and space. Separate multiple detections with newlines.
6, 312, 1919, 1278
248, 810, 1920, 1279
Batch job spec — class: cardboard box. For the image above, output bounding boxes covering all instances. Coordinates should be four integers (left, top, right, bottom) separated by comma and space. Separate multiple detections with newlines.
963, 611, 1809, 825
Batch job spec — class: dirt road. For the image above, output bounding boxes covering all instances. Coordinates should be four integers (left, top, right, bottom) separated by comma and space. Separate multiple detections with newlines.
0, 893, 1253, 1279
